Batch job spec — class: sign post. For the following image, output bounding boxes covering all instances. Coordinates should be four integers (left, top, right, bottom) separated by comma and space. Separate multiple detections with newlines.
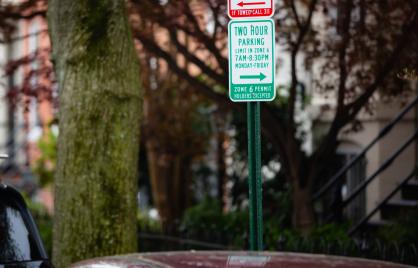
247, 101, 263, 250
228, 1, 276, 251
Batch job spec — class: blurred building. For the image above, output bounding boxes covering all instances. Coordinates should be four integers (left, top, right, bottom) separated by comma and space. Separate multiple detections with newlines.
275, 4, 418, 227
1, 1, 416, 227
135, 1, 418, 227
0, 11, 54, 213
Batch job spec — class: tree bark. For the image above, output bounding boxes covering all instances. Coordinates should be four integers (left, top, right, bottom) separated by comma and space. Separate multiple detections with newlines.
291, 184, 315, 234
143, 90, 194, 234
48, 0, 142, 267
217, 130, 227, 210
145, 140, 192, 234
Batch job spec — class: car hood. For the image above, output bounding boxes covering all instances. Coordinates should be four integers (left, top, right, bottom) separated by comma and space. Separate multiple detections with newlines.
70, 251, 413, 268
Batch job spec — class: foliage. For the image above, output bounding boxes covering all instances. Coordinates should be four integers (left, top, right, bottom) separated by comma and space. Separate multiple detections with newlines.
180, 198, 249, 247
2, 0, 418, 237
24, 196, 53, 256
32, 130, 57, 187
264, 217, 351, 249
137, 211, 162, 233
135, 201, 418, 265
0, 0, 47, 42
379, 208, 418, 244
141, 69, 214, 231
178, 197, 350, 250
310, 223, 351, 244
133, 0, 418, 231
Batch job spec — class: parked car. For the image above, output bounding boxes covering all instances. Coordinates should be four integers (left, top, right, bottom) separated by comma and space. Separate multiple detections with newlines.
0, 183, 53, 267
70, 251, 413, 268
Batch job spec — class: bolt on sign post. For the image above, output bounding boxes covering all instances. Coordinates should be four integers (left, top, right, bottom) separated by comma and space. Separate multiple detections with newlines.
228, 0, 276, 252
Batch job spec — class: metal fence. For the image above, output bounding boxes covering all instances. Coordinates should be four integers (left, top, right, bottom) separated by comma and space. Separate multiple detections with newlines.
276, 236, 418, 266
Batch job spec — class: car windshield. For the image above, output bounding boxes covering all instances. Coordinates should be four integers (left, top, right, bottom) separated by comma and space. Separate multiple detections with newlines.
0, 204, 31, 262
0, 189, 45, 265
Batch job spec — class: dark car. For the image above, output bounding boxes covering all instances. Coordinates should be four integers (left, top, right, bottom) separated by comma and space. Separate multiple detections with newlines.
0, 183, 53, 268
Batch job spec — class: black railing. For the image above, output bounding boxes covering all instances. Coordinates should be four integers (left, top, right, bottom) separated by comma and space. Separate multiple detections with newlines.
138, 233, 232, 251
340, 130, 418, 209
276, 236, 418, 266
349, 166, 418, 235
313, 94, 418, 232
313, 95, 418, 201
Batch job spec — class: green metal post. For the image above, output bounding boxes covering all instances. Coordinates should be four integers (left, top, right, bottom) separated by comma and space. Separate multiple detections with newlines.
247, 102, 263, 250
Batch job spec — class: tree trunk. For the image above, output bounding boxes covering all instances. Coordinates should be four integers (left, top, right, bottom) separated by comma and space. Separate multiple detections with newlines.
142, 75, 198, 234
217, 130, 227, 210
146, 139, 192, 234
48, 0, 142, 267
291, 184, 315, 234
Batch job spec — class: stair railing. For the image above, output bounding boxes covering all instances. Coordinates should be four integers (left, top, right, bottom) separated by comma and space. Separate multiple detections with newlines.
323, 128, 418, 223
313, 95, 418, 201
348, 166, 418, 236
341, 129, 418, 208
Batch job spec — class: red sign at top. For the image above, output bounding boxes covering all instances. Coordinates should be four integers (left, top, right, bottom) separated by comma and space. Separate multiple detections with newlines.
228, 0, 274, 18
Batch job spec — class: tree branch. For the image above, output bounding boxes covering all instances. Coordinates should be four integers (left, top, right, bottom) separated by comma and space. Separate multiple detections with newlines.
181, 2, 229, 74
290, 0, 302, 29
336, 0, 353, 114
345, 9, 418, 123
136, 32, 233, 110
288, 0, 318, 129
312, 9, 418, 181
167, 28, 227, 85
285, 0, 318, 184
136, 32, 289, 166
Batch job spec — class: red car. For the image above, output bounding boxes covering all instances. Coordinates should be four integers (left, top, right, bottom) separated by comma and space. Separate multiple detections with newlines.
70, 251, 412, 268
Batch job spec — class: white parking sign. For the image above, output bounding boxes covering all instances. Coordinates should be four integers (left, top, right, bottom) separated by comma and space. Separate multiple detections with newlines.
228, 19, 275, 102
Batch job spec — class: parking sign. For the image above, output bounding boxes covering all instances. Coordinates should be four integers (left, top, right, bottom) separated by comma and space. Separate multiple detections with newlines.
228, 19, 275, 102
